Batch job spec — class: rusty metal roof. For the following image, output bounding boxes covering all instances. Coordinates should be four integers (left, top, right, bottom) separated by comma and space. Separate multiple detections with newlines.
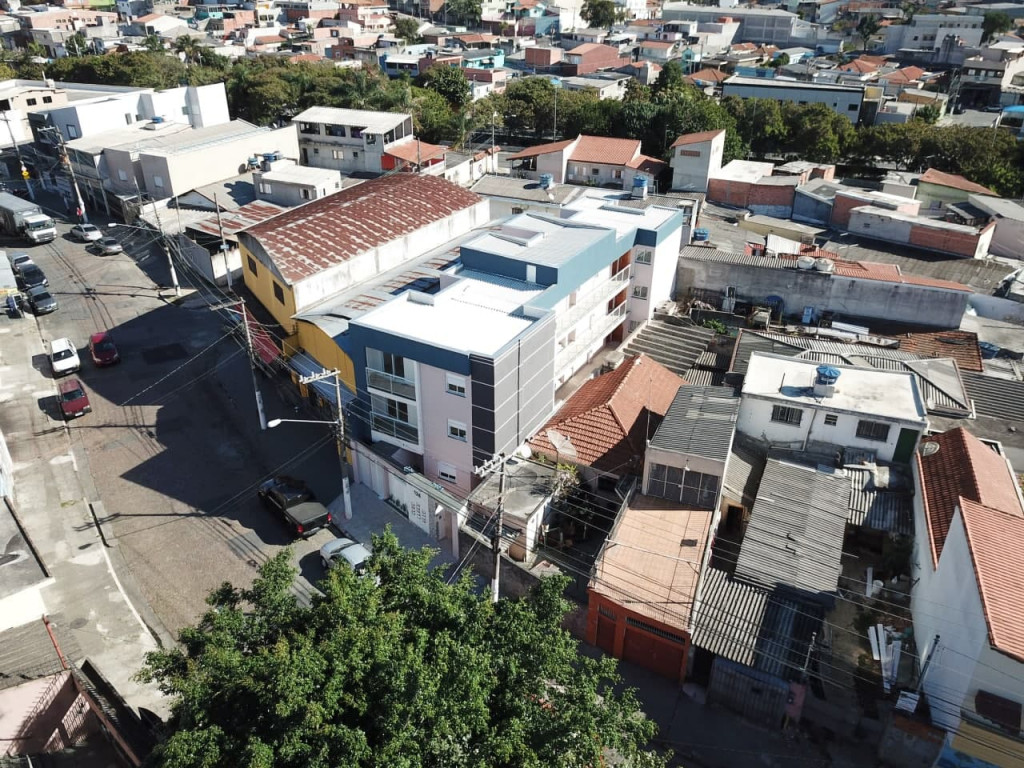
186, 201, 287, 240
240, 174, 482, 285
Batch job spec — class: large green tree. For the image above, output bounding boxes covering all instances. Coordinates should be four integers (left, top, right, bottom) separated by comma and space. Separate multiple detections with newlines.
856, 14, 881, 51
139, 531, 666, 768
446, 0, 482, 26
982, 11, 1013, 41
418, 64, 471, 110
580, 0, 618, 30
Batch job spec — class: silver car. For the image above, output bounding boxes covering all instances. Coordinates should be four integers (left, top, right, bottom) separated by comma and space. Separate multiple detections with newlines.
320, 537, 372, 574
26, 286, 57, 314
96, 237, 123, 255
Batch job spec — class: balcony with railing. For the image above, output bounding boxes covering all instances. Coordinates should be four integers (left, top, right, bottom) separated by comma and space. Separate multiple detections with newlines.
556, 267, 630, 334
366, 367, 417, 400
371, 412, 419, 444
555, 302, 627, 371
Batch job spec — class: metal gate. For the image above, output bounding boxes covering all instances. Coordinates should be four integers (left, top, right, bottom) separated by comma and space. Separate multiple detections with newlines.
707, 658, 789, 728
622, 617, 687, 682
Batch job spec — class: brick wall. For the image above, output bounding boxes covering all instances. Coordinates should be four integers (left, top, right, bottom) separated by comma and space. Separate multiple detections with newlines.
908, 222, 986, 258
831, 192, 865, 228
748, 183, 797, 208
708, 177, 751, 207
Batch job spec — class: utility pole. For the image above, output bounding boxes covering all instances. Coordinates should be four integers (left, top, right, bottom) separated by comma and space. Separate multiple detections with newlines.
210, 298, 267, 431
44, 124, 88, 223
299, 368, 352, 521
147, 197, 181, 297
800, 631, 817, 680
213, 192, 232, 289
2, 112, 34, 201
474, 453, 507, 604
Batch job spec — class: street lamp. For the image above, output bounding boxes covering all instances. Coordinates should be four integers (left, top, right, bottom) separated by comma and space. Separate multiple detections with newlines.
266, 373, 352, 521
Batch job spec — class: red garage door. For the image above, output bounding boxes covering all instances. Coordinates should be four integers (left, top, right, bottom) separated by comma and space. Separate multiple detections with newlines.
622, 618, 687, 682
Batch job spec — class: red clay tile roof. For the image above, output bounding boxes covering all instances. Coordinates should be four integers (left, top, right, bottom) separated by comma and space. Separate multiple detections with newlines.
671, 129, 725, 148
627, 154, 667, 174
839, 58, 879, 73
641, 40, 675, 49
776, 252, 970, 292
384, 140, 446, 164
505, 138, 576, 161
917, 427, 1024, 568
590, 496, 712, 630
879, 65, 925, 83
567, 43, 607, 55
570, 135, 641, 166
959, 499, 1024, 663
897, 330, 983, 373
920, 168, 995, 196
528, 354, 684, 473
685, 68, 728, 84
240, 174, 481, 285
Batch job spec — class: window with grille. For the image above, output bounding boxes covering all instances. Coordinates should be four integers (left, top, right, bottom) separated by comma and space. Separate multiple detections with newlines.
824, 414, 838, 426
771, 405, 803, 426
647, 463, 720, 509
856, 420, 890, 442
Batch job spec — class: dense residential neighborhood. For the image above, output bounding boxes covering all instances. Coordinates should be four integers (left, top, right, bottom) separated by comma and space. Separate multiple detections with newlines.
0, 0, 1024, 765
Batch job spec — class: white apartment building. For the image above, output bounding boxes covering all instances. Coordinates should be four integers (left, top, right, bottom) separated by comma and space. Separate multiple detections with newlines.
292, 106, 418, 175
737, 353, 928, 464
881, 14, 984, 55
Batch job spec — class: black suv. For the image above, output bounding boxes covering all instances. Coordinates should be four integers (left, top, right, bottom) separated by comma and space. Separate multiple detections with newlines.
18, 263, 47, 290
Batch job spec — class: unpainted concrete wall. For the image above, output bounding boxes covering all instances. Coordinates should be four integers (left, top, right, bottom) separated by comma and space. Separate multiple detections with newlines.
677, 257, 968, 328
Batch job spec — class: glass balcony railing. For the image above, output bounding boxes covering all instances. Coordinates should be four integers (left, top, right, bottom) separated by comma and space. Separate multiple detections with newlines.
555, 303, 627, 370
366, 368, 416, 400
371, 413, 419, 444
556, 268, 630, 333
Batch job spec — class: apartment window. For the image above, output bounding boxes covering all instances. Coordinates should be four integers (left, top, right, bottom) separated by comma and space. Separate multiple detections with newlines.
352, 151, 359, 158
387, 399, 409, 421
446, 373, 466, 397
66, 124, 78, 138
259, 183, 272, 194
299, 122, 318, 134
771, 405, 803, 426
591, 167, 599, 176
272, 282, 285, 304
332, 149, 344, 160
848, 103, 858, 111
632, 285, 648, 300
511, 206, 525, 214
634, 250, 652, 265
325, 124, 346, 137
823, 414, 838, 426
448, 419, 468, 441
351, 127, 364, 139
856, 420, 890, 442
613, 169, 622, 179
247, 256, 258, 275
367, 348, 407, 380
301, 189, 312, 200
42, 96, 52, 104
313, 148, 320, 155
437, 463, 457, 484
366, 133, 377, 145
153, 175, 164, 188
25, 98, 36, 106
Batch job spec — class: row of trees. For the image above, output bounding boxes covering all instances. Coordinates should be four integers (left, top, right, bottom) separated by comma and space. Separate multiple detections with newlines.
14, 48, 1022, 196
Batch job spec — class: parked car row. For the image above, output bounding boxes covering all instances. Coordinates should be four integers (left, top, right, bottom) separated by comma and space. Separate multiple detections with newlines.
42, 331, 119, 420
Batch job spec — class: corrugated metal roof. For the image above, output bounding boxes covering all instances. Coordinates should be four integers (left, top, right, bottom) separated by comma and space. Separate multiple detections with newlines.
0, 620, 81, 691
649, 385, 739, 462
240, 174, 482, 285
690, 568, 824, 681
734, 459, 849, 597
962, 372, 1024, 422
722, 435, 768, 508
846, 467, 913, 535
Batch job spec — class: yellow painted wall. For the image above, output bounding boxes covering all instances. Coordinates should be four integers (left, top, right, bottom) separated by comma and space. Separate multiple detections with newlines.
952, 720, 1024, 768
296, 319, 357, 394
240, 242, 298, 331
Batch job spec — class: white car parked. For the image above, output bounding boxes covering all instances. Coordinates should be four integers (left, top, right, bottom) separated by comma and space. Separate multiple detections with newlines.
48, 337, 81, 377
320, 537, 372, 574
70, 223, 102, 242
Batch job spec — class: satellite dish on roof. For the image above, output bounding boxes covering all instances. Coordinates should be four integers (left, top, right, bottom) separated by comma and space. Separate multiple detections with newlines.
919, 441, 940, 457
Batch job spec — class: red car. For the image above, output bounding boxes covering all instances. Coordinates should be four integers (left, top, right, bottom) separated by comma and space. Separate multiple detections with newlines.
88, 331, 120, 366
58, 378, 92, 420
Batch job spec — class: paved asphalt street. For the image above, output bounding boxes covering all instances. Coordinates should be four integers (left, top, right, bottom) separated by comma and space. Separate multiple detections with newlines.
1, 213, 440, 716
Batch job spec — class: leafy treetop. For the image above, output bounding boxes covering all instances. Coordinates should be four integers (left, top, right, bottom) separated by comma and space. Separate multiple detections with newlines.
138, 529, 668, 768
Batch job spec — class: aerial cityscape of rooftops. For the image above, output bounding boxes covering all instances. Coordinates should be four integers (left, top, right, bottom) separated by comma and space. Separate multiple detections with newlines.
0, 0, 1023, 764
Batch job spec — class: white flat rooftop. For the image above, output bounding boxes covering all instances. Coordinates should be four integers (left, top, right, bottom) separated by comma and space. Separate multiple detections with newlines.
464, 213, 609, 267
258, 165, 342, 186
742, 352, 927, 423
714, 159, 775, 183
291, 106, 410, 132
564, 191, 678, 236
356, 271, 544, 356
